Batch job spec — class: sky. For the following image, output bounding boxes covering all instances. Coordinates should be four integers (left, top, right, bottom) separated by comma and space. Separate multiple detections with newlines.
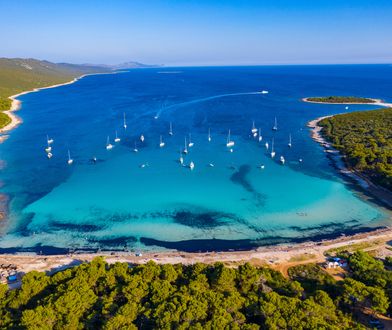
1, 0, 392, 66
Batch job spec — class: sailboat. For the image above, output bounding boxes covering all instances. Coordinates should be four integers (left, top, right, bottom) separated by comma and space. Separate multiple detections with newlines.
280, 156, 285, 165
67, 150, 74, 165
106, 136, 113, 150
123, 112, 127, 129
258, 128, 262, 142
47, 135, 54, 145
159, 135, 165, 148
179, 152, 184, 165
265, 141, 269, 150
133, 141, 138, 152
140, 134, 145, 142
208, 128, 211, 142
270, 139, 276, 158
226, 129, 235, 147
272, 117, 278, 131
45, 143, 52, 153
189, 161, 195, 170
251, 121, 258, 135
188, 133, 194, 147
288, 134, 292, 148
169, 122, 173, 136
114, 131, 121, 143
183, 137, 188, 154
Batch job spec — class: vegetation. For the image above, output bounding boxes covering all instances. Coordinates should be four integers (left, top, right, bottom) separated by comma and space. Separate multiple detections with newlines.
0, 58, 110, 129
319, 108, 392, 191
0, 112, 11, 128
306, 96, 376, 103
0, 251, 391, 329
0, 97, 12, 111
324, 240, 383, 257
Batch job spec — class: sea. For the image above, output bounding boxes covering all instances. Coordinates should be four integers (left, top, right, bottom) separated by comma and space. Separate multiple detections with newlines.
0, 65, 391, 254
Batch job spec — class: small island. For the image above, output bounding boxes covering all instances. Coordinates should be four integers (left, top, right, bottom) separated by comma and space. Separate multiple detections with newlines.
304, 96, 376, 104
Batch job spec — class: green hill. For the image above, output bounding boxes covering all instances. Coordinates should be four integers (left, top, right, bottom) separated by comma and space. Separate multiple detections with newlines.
0, 58, 112, 129
319, 108, 392, 191
0, 58, 111, 99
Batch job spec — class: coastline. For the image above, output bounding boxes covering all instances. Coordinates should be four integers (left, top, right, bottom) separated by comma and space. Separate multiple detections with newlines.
0, 71, 115, 142
0, 226, 391, 276
307, 115, 392, 209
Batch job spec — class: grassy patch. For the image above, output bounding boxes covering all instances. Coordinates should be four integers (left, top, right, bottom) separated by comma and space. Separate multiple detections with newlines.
288, 253, 317, 262
324, 240, 383, 256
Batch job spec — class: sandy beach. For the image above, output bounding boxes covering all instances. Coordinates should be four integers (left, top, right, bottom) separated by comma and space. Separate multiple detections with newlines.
0, 226, 391, 278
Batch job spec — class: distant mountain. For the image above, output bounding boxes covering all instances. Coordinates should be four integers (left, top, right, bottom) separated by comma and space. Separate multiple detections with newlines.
96, 61, 161, 70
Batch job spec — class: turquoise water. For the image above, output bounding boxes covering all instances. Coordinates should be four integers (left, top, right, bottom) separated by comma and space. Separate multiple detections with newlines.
0, 65, 391, 253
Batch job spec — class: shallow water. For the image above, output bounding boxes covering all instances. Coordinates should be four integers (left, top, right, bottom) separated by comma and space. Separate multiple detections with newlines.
0, 65, 391, 253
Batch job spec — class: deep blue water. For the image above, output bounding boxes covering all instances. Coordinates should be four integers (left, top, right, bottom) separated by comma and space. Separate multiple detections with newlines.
0, 65, 391, 253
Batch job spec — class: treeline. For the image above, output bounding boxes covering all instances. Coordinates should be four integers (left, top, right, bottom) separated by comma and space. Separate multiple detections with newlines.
307, 96, 375, 103
0, 251, 391, 329
319, 108, 392, 191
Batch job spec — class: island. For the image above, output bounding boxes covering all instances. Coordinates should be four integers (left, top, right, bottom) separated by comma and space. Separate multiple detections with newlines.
303, 96, 377, 104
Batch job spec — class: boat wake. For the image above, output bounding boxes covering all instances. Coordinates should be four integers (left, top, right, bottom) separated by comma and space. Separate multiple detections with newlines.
154, 91, 263, 118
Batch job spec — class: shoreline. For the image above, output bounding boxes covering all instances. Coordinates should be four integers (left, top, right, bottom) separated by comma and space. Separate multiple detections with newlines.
302, 97, 392, 108
0, 71, 115, 142
0, 226, 391, 275
307, 115, 392, 209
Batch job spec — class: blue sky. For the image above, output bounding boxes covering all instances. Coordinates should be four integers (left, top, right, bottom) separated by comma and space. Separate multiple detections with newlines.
1, 0, 392, 66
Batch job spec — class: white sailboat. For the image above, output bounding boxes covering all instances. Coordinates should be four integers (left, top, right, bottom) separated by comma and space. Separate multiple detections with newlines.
114, 131, 121, 143
288, 134, 292, 148
272, 117, 278, 131
47, 135, 54, 145
226, 129, 235, 147
159, 135, 165, 148
188, 133, 194, 147
189, 161, 195, 170
179, 153, 184, 165
208, 128, 212, 142
251, 121, 258, 135
123, 112, 127, 129
258, 128, 262, 142
280, 156, 285, 165
67, 150, 73, 165
270, 139, 276, 158
169, 122, 173, 136
133, 141, 138, 152
140, 134, 145, 142
183, 137, 188, 154
106, 136, 113, 150
265, 141, 269, 150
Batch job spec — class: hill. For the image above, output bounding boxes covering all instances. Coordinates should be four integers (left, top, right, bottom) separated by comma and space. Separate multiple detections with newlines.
0, 58, 111, 99
319, 108, 392, 191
